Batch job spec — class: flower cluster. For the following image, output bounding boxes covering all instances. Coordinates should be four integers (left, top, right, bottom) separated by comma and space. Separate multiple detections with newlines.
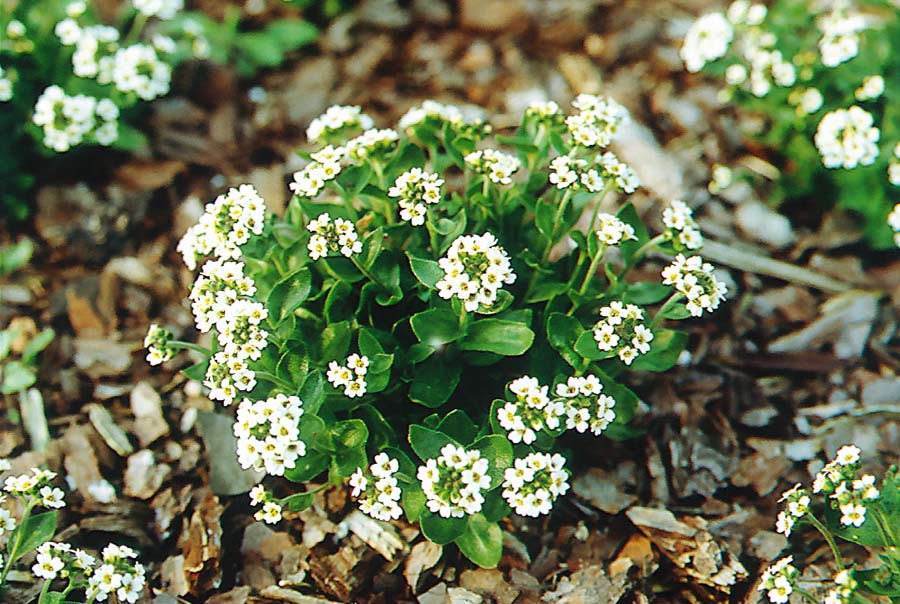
249, 485, 283, 524
307, 213, 363, 260
349, 453, 403, 521
189, 260, 257, 333
788, 87, 824, 117
812, 445, 880, 528
556, 375, 617, 435
565, 94, 629, 148
888, 203, 900, 248
597, 152, 640, 194
398, 100, 487, 137
177, 184, 267, 270
290, 145, 345, 198
818, 5, 867, 67
417, 445, 490, 518
497, 376, 563, 445
888, 143, 900, 187
217, 300, 269, 363
855, 75, 884, 102
595, 214, 637, 246
814, 106, 880, 169
775, 483, 810, 538
3, 468, 65, 509
32, 86, 118, 152
465, 149, 521, 185
143, 323, 175, 366
501, 453, 569, 518
307, 105, 374, 144
346, 128, 399, 161
548, 155, 602, 192
326, 354, 370, 398
388, 168, 444, 226
134, 0, 184, 19
525, 100, 563, 122
758, 556, 799, 604
0, 66, 12, 102
661, 254, 728, 317
681, 12, 734, 73
436, 232, 516, 312
234, 394, 306, 476
824, 570, 858, 604
86, 544, 147, 603
662, 200, 703, 250
593, 301, 654, 365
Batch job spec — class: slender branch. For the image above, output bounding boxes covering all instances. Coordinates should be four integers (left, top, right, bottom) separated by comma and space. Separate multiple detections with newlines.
650, 292, 683, 329
807, 513, 845, 571
169, 340, 213, 356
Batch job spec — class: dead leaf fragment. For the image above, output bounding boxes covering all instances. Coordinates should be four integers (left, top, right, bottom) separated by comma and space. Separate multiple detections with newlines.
130, 381, 169, 447
404, 540, 443, 592
123, 449, 171, 499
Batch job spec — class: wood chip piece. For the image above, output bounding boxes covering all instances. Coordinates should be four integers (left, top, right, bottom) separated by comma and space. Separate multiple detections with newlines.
340, 510, 407, 561
86, 403, 135, 456
572, 468, 637, 514
404, 540, 443, 592
123, 449, 170, 499
130, 381, 169, 447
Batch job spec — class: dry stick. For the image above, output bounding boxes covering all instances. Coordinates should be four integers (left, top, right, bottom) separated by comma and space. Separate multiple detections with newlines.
700, 239, 854, 294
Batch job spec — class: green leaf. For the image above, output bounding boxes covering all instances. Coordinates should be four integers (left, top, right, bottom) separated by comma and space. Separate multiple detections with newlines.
472, 435, 513, 488
357, 328, 385, 357
300, 372, 325, 415
0, 238, 33, 276
459, 319, 534, 356
21, 328, 54, 364
436, 410, 478, 444
410, 308, 464, 347
526, 281, 569, 303
574, 330, 609, 361
320, 320, 352, 362
267, 268, 312, 323
182, 359, 209, 381
623, 282, 671, 305
629, 329, 688, 372
285, 450, 329, 483
409, 424, 458, 462
360, 228, 384, 270
421, 513, 466, 545
455, 513, 503, 568
282, 491, 315, 511
7, 511, 57, 561
407, 253, 444, 289
1, 361, 36, 394
617, 203, 649, 263
402, 481, 427, 523
546, 313, 584, 369
332, 419, 369, 450
535, 198, 557, 241
324, 281, 355, 323
408, 355, 461, 408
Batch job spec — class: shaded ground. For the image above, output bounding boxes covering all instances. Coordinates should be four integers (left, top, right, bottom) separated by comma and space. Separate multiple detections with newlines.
2, 1, 900, 603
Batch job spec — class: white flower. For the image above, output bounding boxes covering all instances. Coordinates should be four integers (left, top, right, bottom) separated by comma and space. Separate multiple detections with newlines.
681, 13, 733, 73
502, 453, 569, 517
818, 8, 867, 67
436, 233, 516, 313
234, 394, 306, 477
133, 0, 183, 19
566, 95, 629, 148
255, 500, 283, 524
352, 455, 403, 521
465, 149, 521, 185
307, 105, 374, 143
758, 556, 798, 604
835, 444, 860, 466
855, 75, 884, 101
815, 106, 880, 170
327, 354, 370, 399
178, 185, 267, 269
417, 446, 490, 518
305, 213, 362, 259
389, 168, 443, 225
839, 502, 866, 527
661, 254, 728, 317
888, 204, 900, 248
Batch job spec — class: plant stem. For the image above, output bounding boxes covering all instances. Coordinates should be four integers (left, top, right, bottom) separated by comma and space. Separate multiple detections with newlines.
650, 292, 683, 329
0, 499, 35, 586
169, 340, 213, 356
576, 242, 608, 297
797, 588, 823, 604
124, 12, 148, 45
807, 513, 845, 571
543, 188, 572, 262
585, 183, 615, 233
351, 255, 382, 288
617, 234, 667, 281
425, 219, 440, 256
37, 579, 50, 604
871, 507, 897, 548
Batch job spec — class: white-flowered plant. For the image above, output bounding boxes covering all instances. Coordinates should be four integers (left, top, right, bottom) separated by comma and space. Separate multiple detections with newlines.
143, 324, 175, 366
235, 394, 306, 476
146, 97, 726, 568
763, 446, 900, 604
418, 445, 491, 519
502, 452, 569, 518
681, 0, 900, 248
436, 232, 516, 312
349, 453, 403, 522
0, 461, 147, 603
661, 254, 728, 318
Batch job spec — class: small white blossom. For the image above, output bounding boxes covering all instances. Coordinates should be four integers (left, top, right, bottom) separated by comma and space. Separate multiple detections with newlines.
465, 149, 521, 185
417, 445, 490, 518
681, 13, 733, 73
661, 254, 728, 317
502, 453, 569, 517
436, 232, 516, 312
234, 394, 306, 476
